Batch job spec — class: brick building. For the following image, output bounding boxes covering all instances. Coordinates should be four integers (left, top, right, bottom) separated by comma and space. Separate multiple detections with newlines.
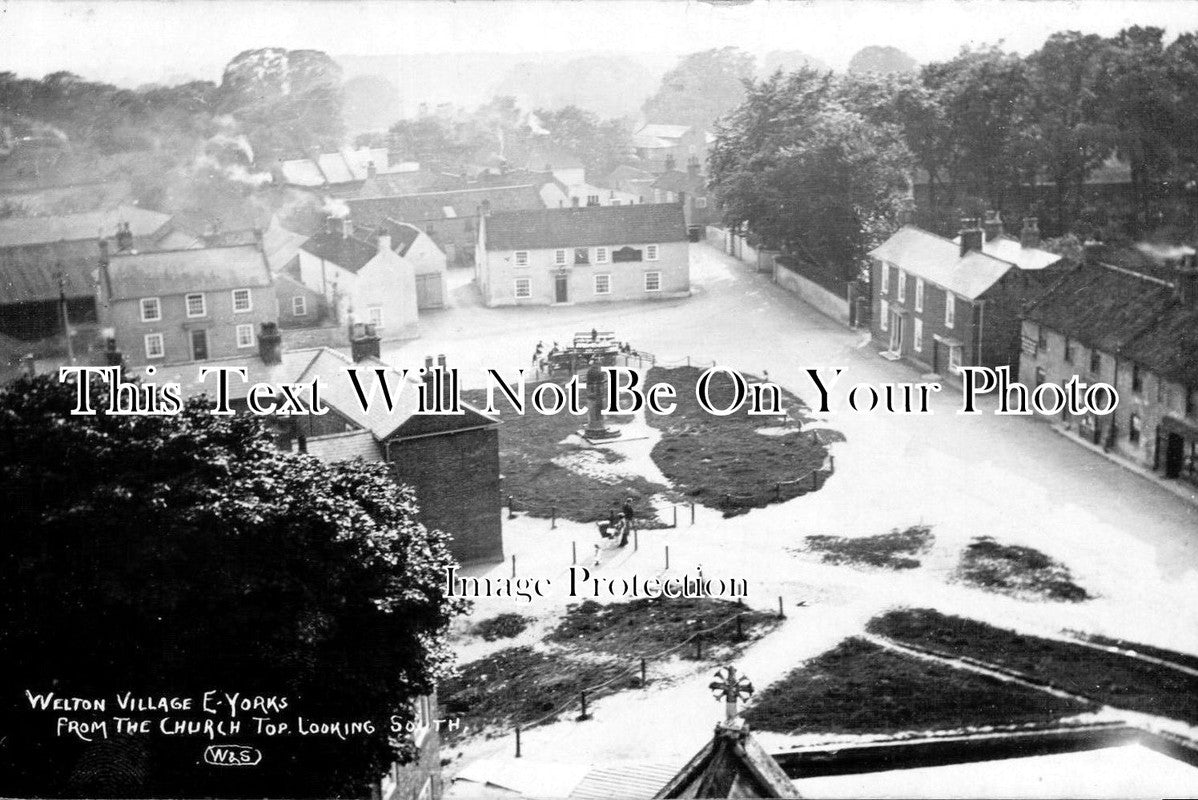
1019, 246, 1198, 489
476, 203, 690, 307
868, 215, 1064, 376
98, 241, 277, 367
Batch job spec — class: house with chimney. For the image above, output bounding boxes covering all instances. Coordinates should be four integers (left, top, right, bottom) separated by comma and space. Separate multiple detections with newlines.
604, 164, 657, 204
96, 240, 276, 367
296, 218, 419, 339
652, 157, 716, 232
377, 219, 448, 310
868, 214, 1065, 377
0, 205, 175, 342
1019, 244, 1198, 489
475, 204, 690, 307
150, 323, 505, 566
348, 184, 564, 269
633, 124, 709, 174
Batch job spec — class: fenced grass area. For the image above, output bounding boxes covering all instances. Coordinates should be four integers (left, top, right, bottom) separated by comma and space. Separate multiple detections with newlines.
441, 597, 782, 742
645, 365, 833, 515
743, 637, 1093, 735
956, 536, 1090, 602
867, 608, 1198, 724
799, 525, 935, 570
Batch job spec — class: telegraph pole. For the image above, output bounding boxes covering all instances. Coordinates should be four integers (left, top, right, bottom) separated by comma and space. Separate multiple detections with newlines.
57, 265, 75, 364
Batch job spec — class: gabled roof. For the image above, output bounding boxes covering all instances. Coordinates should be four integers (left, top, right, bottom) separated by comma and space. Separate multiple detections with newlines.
637, 123, 693, 141
300, 230, 384, 273
654, 720, 795, 799
484, 203, 687, 251
0, 205, 171, 248
105, 244, 271, 300
359, 170, 466, 197
1025, 259, 1198, 386
869, 225, 1055, 300
349, 184, 550, 228
950, 233, 1062, 271
380, 219, 425, 257
279, 148, 420, 188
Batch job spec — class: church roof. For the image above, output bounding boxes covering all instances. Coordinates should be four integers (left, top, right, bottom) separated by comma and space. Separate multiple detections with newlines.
654, 720, 796, 799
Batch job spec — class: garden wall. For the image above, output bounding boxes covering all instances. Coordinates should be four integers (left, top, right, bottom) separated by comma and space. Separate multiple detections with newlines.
773, 261, 851, 326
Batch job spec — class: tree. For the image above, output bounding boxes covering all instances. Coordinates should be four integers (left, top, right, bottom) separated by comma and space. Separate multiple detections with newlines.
0, 374, 467, 798
533, 105, 631, 177
847, 46, 918, 76
709, 69, 913, 281
1026, 32, 1115, 232
643, 48, 756, 131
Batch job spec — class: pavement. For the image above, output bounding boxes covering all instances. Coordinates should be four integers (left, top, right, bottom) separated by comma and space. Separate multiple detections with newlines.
379, 243, 1198, 796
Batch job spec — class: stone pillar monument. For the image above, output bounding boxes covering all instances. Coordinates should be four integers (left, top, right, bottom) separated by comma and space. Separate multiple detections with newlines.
583, 363, 621, 441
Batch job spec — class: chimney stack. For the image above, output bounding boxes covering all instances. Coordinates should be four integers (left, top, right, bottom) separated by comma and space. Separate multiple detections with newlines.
377, 229, 392, 254
258, 321, 283, 365
982, 210, 1003, 242
341, 217, 353, 239
366, 161, 377, 179
103, 337, 123, 368
959, 218, 984, 257
115, 222, 134, 252
98, 238, 110, 267
325, 215, 339, 236
687, 156, 700, 176
1175, 254, 1198, 308
349, 322, 381, 362
1020, 217, 1040, 249
481, 199, 492, 217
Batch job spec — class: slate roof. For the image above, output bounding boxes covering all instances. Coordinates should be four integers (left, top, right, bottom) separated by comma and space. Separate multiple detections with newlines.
300, 229, 382, 273
655, 721, 795, 799
950, 232, 1063, 271
0, 205, 171, 248
483, 203, 688, 251
104, 244, 271, 300
379, 219, 425, 257
279, 148, 420, 187
869, 226, 1015, 300
1025, 259, 1198, 386
348, 185, 549, 228
0, 233, 171, 304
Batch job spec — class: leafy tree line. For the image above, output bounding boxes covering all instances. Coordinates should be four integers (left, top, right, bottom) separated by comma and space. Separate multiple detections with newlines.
0, 374, 467, 797
709, 26, 1198, 286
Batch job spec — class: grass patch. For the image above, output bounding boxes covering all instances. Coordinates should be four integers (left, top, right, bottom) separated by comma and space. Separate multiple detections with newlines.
868, 608, 1198, 724
462, 385, 672, 525
546, 597, 779, 657
957, 536, 1090, 601
1074, 632, 1198, 672
474, 613, 531, 642
645, 366, 832, 515
442, 597, 783, 737
801, 525, 933, 570
743, 637, 1091, 735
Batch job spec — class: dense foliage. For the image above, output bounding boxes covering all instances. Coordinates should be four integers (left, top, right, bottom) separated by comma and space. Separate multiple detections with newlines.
0, 374, 467, 797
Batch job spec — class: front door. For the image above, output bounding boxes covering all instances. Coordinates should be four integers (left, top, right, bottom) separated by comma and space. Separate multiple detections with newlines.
888, 313, 903, 353
1164, 432, 1185, 478
555, 274, 568, 303
191, 329, 209, 361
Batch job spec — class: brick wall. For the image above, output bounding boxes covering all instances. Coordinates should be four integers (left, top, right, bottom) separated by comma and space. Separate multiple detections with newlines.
387, 427, 504, 565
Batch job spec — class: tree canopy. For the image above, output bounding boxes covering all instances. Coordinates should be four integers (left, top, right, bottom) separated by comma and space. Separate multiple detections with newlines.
0, 374, 466, 797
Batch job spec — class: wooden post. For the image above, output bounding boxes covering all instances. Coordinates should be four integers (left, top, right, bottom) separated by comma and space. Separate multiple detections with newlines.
508, 495, 515, 519
778, 596, 785, 619
572, 540, 577, 565
634, 528, 639, 551
578, 690, 590, 721
690, 502, 695, 525
551, 506, 556, 529
511, 555, 516, 578
672, 506, 677, 528
515, 725, 522, 758
640, 657, 647, 688
665, 545, 670, 570
774, 482, 781, 501
686, 356, 691, 367
830, 455, 835, 473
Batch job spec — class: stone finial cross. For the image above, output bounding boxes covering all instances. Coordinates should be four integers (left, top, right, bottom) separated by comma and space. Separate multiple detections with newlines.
709, 666, 754, 722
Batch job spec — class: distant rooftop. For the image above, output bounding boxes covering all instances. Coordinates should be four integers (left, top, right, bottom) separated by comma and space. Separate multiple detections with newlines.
0, 205, 171, 249
483, 203, 687, 251
105, 243, 271, 300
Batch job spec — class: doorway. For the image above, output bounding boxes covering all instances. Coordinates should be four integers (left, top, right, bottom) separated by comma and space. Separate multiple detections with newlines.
191, 329, 209, 361
888, 313, 903, 353
555, 274, 569, 303
1164, 432, 1185, 478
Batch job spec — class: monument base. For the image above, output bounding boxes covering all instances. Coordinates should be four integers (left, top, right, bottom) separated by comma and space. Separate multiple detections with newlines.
579, 426, 623, 443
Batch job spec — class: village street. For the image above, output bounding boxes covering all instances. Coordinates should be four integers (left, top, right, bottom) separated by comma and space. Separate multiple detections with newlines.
382, 243, 1198, 793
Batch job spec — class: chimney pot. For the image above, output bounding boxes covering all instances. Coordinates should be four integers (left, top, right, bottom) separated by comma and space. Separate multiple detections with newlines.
258, 321, 283, 365
341, 218, 353, 239
983, 210, 1003, 241
349, 322, 381, 362
1020, 217, 1040, 249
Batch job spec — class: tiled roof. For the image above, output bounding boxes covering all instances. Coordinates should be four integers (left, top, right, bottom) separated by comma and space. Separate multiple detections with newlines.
349, 185, 549, 228
359, 170, 466, 197
637, 123, 692, 140
380, 219, 423, 257
304, 429, 384, 462
280, 149, 420, 187
0, 235, 168, 304
483, 203, 688, 251
300, 229, 383, 273
1025, 260, 1198, 386
105, 244, 271, 300
0, 205, 171, 248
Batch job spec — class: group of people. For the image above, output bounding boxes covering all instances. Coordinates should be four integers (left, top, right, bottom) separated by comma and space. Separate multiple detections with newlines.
599, 497, 637, 547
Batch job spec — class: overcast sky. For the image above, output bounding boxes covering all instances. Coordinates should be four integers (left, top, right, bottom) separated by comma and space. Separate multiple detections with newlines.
2, 0, 1196, 86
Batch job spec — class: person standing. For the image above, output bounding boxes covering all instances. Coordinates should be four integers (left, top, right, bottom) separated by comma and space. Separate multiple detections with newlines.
622, 497, 637, 535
